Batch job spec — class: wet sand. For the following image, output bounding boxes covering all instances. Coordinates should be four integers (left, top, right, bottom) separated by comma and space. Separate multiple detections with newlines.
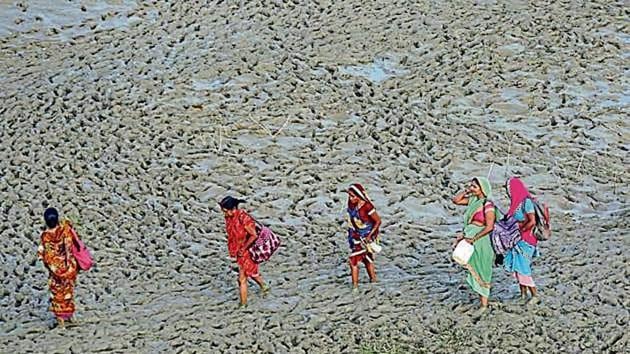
0, 1, 628, 353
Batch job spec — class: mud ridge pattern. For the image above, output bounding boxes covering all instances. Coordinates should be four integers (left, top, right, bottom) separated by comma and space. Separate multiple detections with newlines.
0, 1, 628, 353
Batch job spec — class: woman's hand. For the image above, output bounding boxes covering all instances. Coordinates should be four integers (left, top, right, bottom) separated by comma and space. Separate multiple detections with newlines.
464, 238, 473, 244
452, 189, 471, 205
452, 234, 464, 248
237, 248, 245, 257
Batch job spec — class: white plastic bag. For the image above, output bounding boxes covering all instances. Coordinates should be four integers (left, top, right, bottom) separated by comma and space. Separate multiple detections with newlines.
452, 240, 474, 265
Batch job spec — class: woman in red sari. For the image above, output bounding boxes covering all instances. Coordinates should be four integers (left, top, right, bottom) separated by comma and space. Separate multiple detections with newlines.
37, 208, 79, 328
346, 183, 382, 291
220, 196, 269, 307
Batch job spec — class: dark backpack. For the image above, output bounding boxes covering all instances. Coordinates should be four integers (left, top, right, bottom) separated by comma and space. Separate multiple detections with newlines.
532, 199, 551, 241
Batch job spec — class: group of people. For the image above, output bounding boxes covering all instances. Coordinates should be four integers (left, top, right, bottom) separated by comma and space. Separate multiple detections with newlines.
218, 182, 382, 307
452, 176, 542, 311
38, 177, 543, 326
219, 177, 543, 309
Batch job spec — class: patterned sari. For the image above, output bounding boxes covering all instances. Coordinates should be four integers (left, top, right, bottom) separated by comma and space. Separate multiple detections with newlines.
37, 220, 78, 320
347, 202, 378, 266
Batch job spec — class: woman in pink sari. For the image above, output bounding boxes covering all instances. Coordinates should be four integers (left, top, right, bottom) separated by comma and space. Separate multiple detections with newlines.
503, 177, 539, 304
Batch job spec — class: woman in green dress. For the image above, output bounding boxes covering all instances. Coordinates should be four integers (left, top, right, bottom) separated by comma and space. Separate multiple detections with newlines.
452, 177, 497, 309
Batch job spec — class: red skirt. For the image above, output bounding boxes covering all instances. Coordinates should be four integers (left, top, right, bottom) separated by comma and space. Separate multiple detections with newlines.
349, 248, 374, 266
238, 251, 260, 277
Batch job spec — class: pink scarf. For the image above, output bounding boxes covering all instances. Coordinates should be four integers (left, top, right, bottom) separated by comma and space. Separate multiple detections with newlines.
506, 177, 532, 217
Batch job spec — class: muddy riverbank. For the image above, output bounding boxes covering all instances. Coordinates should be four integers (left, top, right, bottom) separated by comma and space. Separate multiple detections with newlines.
0, 1, 627, 353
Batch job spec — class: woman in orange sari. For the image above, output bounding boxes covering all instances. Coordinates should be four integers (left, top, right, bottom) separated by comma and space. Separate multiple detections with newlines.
220, 196, 269, 308
37, 208, 78, 328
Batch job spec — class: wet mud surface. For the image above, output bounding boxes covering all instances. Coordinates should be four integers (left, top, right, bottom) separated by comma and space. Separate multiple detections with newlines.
0, 1, 628, 353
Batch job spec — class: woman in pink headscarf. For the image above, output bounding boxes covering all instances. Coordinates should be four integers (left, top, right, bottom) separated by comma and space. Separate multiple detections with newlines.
503, 177, 540, 304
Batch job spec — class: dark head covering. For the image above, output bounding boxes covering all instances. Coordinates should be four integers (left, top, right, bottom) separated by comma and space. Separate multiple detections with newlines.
219, 196, 245, 210
44, 207, 59, 228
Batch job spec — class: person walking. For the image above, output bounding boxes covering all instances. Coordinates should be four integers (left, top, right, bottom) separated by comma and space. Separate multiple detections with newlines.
37, 208, 80, 328
346, 183, 382, 291
219, 196, 269, 307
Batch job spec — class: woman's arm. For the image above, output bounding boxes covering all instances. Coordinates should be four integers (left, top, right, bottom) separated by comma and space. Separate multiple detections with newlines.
366, 211, 382, 242
452, 189, 470, 206
238, 223, 258, 256
37, 237, 44, 261
520, 212, 536, 232
468, 208, 496, 244
64, 226, 77, 263
37, 236, 51, 272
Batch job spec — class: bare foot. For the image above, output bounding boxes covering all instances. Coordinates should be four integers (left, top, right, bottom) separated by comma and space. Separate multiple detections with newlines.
520, 294, 529, 304
261, 284, 271, 296
527, 296, 540, 306
472, 305, 488, 319
488, 300, 503, 309
56, 318, 65, 329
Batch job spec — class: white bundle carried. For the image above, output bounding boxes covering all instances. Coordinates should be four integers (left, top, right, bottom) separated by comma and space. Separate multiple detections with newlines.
452, 240, 474, 265
366, 241, 382, 254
